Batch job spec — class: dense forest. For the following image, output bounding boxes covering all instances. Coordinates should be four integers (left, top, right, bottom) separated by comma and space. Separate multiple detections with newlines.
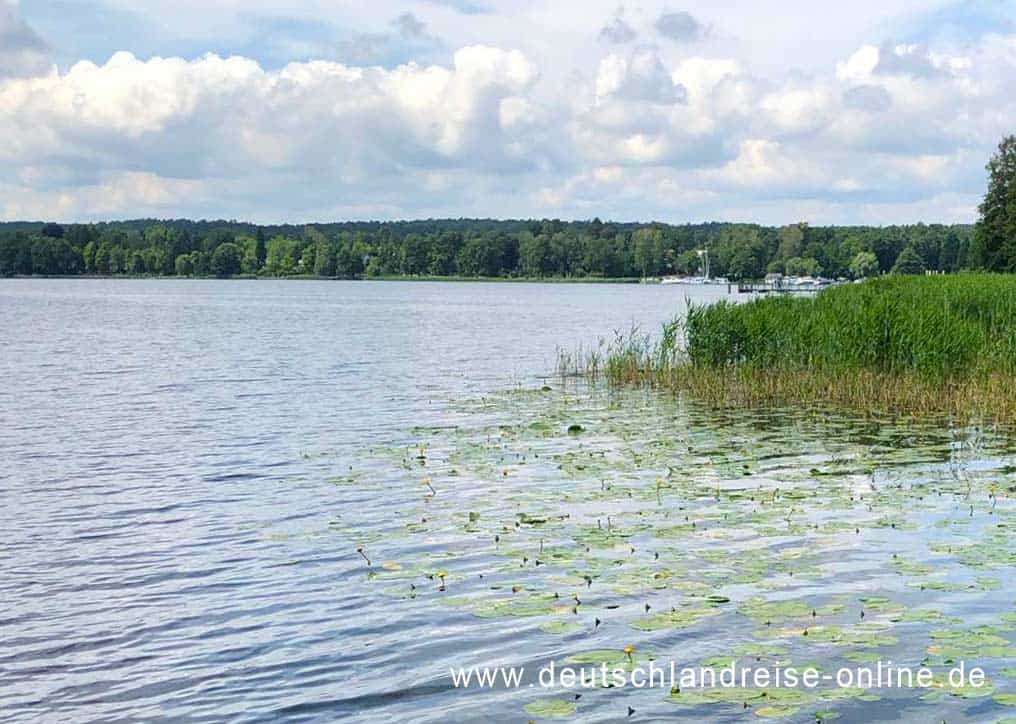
0, 218, 983, 280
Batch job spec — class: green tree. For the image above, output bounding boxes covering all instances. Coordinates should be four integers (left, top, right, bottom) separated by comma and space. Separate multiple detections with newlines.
583, 234, 617, 277
175, 253, 193, 276
777, 223, 806, 260
241, 247, 260, 275
31, 236, 80, 274
632, 227, 664, 277
203, 228, 235, 253
108, 245, 126, 274
849, 251, 880, 279
401, 234, 429, 275
674, 249, 702, 276
728, 245, 763, 280
265, 236, 298, 275
82, 241, 96, 273
974, 135, 1016, 271
128, 250, 146, 274
255, 228, 267, 270
0, 218, 985, 280
427, 232, 461, 275
891, 245, 926, 274
314, 240, 337, 276
41, 222, 64, 239
93, 244, 111, 274
190, 250, 211, 277
784, 256, 822, 277
64, 224, 93, 249
143, 246, 168, 274
519, 232, 552, 276
210, 242, 242, 277
456, 235, 505, 276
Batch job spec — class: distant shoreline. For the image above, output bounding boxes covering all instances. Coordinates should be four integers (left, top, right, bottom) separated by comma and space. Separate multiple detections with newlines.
0, 274, 644, 284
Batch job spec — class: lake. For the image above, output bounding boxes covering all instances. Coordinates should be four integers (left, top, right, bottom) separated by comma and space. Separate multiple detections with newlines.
3, 279, 1014, 723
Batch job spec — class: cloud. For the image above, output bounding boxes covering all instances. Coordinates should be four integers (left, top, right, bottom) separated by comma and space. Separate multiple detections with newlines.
843, 84, 891, 112
336, 12, 444, 67
420, 0, 490, 15
393, 12, 427, 40
1, 5, 1015, 225
654, 11, 705, 43
0, 1, 50, 78
758, 82, 836, 137
595, 49, 686, 104
334, 33, 389, 66
599, 11, 636, 44
671, 57, 740, 100
874, 42, 940, 78
0, 46, 546, 219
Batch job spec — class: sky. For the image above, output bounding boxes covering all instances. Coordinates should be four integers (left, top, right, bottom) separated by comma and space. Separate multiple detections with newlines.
1, 0, 1014, 224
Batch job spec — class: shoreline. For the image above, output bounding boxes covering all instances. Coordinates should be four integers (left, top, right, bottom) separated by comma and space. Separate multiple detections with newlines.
0, 274, 644, 284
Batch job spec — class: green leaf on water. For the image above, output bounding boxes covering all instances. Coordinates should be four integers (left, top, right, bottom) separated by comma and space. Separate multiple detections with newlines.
524, 698, 577, 717
540, 619, 584, 634
755, 705, 799, 717
566, 648, 654, 668
630, 606, 719, 631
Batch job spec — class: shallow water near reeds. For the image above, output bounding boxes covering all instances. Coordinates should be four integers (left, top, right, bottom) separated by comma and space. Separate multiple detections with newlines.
3, 279, 1015, 723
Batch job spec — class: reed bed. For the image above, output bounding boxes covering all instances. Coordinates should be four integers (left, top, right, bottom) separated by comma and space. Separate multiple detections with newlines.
577, 274, 1016, 423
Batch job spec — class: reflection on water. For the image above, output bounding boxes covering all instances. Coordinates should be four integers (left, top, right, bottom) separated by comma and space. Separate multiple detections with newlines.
348, 386, 1016, 722
2, 279, 1014, 723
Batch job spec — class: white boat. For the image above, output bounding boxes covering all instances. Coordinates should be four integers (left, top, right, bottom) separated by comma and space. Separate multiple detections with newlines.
661, 275, 728, 285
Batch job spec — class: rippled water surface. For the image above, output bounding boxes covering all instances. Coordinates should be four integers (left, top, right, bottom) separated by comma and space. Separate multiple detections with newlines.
3, 279, 1015, 723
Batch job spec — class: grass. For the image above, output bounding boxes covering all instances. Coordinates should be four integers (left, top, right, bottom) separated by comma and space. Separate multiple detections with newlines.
577, 274, 1016, 423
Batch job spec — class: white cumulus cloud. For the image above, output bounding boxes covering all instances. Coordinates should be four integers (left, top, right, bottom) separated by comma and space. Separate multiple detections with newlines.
1, 1, 1016, 224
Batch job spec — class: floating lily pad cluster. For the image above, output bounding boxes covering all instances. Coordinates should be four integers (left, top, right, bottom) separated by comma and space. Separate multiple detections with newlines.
342, 385, 1016, 721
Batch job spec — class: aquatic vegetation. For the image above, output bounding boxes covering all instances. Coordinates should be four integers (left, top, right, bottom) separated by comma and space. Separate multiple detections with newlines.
540, 619, 584, 634
327, 385, 1015, 721
922, 671, 997, 700
928, 627, 1016, 659
585, 275, 1016, 422
566, 648, 654, 669
524, 698, 577, 717
471, 592, 565, 618
629, 605, 719, 631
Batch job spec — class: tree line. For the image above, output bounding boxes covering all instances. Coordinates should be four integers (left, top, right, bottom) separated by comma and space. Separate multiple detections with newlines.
0, 217, 985, 280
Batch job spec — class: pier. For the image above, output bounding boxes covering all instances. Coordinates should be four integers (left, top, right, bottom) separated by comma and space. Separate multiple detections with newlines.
734, 279, 834, 294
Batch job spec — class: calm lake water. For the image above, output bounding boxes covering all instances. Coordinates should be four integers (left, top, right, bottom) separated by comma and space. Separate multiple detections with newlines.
3, 279, 1014, 723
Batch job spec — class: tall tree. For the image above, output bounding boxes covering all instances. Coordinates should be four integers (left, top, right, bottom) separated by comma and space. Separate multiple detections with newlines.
777, 223, 805, 260
632, 227, 664, 277
210, 243, 241, 277
974, 135, 1016, 271
255, 228, 267, 270
891, 245, 926, 274
41, 222, 65, 239
849, 251, 879, 279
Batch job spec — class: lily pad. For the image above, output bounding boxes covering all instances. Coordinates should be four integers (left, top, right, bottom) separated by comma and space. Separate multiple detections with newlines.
524, 698, 577, 717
